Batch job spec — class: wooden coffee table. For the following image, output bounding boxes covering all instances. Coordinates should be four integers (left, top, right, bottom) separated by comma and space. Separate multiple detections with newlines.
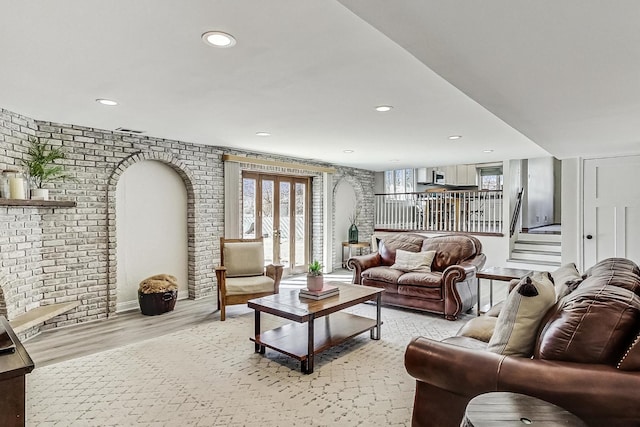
247, 283, 383, 374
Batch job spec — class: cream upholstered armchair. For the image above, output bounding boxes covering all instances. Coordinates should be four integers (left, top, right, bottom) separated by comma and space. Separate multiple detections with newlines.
214, 237, 283, 321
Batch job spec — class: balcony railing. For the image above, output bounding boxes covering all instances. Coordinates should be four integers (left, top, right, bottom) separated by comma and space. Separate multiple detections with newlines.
374, 190, 503, 234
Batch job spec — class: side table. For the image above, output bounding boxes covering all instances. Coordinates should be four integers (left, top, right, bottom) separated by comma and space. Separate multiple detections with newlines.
342, 241, 371, 268
475, 267, 531, 315
462, 392, 586, 426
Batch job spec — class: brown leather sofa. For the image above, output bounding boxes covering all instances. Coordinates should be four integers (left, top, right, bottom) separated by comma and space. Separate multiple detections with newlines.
347, 233, 486, 320
404, 257, 640, 427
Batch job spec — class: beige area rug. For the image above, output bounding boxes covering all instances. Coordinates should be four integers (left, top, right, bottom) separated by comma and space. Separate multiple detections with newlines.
26, 303, 470, 426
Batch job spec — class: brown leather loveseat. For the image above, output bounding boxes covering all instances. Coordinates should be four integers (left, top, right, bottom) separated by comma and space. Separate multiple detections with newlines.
404, 257, 640, 427
348, 233, 486, 320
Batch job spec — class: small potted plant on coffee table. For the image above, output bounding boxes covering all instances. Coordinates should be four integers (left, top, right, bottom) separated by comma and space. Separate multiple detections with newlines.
307, 260, 324, 291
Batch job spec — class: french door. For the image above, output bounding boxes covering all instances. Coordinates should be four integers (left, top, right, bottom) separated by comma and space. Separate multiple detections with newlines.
242, 172, 310, 275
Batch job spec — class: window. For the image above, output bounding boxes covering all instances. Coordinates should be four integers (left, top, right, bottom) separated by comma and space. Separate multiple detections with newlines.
384, 169, 415, 194
479, 166, 503, 190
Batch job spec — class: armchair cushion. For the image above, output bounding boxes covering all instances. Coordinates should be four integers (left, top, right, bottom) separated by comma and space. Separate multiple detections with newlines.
391, 249, 435, 273
223, 241, 265, 277
487, 272, 555, 357
225, 275, 275, 295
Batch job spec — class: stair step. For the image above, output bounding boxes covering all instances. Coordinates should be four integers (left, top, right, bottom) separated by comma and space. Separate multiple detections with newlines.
9, 302, 80, 334
511, 249, 562, 263
507, 258, 562, 268
514, 241, 561, 253
517, 232, 562, 243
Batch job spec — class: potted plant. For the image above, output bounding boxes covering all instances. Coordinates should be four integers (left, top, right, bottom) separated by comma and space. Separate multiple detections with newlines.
21, 136, 72, 200
307, 260, 324, 291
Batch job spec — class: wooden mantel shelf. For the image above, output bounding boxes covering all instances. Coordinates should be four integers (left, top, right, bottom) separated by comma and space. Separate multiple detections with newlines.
0, 198, 76, 208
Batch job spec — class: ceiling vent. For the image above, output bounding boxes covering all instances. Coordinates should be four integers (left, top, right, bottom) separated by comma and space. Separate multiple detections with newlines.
115, 127, 145, 134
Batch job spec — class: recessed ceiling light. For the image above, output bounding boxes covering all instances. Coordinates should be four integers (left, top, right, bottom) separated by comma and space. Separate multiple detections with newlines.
343, 149, 354, 153
96, 98, 118, 106
202, 31, 236, 48
255, 132, 271, 137
448, 135, 462, 140
483, 149, 494, 153
375, 105, 393, 112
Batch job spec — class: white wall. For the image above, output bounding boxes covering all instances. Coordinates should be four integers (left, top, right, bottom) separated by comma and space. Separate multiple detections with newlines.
525, 157, 555, 228
560, 158, 581, 268
116, 160, 188, 312
334, 180, 357, 269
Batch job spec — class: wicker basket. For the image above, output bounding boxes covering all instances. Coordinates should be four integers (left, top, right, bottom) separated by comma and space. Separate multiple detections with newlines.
138, 290, 177, 316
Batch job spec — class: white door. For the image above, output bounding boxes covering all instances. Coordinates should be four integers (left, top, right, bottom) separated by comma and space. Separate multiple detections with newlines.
583, 156, 640, 267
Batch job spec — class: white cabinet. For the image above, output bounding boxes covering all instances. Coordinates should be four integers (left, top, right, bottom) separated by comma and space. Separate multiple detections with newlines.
444, 166, 457, 184
459, 165, 477, 185
419, 164, 477, 185
416, 167, 432, 183
443, 165, 477, 185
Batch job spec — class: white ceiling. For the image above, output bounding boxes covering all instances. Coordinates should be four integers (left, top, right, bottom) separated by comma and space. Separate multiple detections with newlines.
1, 1, 637, 172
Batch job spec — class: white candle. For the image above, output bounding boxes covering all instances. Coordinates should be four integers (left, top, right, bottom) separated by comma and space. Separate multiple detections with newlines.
9, 177, 25, 199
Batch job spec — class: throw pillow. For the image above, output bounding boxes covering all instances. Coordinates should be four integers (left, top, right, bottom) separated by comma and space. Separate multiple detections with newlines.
390, 249, 436, 273
487, 271, 556, 357
551, 262, 583, 299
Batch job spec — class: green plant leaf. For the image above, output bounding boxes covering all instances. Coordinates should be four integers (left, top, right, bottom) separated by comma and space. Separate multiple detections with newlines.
21, 137, 72, 188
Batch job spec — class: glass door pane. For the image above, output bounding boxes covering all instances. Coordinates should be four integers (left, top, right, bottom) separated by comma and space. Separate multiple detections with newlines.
278, 180, 291, 269
293, 181, 307, 272
242, 177, 257, 238
261, 179, 274, 265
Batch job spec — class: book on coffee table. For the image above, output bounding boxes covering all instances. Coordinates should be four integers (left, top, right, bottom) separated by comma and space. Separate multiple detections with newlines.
299, 284, 340, 300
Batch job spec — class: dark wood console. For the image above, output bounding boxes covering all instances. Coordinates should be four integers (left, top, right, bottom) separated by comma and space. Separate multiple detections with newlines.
0, 316, 34, 427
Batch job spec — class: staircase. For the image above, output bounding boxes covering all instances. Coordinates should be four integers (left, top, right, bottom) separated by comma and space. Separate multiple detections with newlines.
508, 232, 562, 268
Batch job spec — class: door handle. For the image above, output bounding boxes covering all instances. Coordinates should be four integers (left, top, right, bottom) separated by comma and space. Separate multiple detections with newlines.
586, 234, 593, 240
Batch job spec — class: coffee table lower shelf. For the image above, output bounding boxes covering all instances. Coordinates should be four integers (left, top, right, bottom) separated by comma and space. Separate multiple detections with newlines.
250, 312, 377, 362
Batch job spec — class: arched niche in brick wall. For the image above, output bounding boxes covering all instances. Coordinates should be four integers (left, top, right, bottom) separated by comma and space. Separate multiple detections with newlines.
114, 160, 188, 312
107, 152, 197, 316
332, 173, 366, 269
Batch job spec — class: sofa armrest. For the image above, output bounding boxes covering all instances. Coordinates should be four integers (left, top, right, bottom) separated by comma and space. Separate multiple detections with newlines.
347, 252, 382, 284
441, 260, 481, 319
461, 252, 486, 272
404, 337, 503, 427
405, 337, 503, 396
405, 336, 640, 427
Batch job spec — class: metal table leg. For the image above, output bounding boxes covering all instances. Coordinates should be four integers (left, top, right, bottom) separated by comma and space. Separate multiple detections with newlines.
371, 292, 382, 340
303, 315, 315, 374
254, 310, 264, 353
477, 277, 481, 316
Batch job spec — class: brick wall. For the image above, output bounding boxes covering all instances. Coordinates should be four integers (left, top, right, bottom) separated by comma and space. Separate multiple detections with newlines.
0, 107, 374, 332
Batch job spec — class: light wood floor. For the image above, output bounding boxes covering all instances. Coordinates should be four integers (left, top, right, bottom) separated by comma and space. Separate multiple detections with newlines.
23, 270, 355, 368
24, 296, 220, 368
